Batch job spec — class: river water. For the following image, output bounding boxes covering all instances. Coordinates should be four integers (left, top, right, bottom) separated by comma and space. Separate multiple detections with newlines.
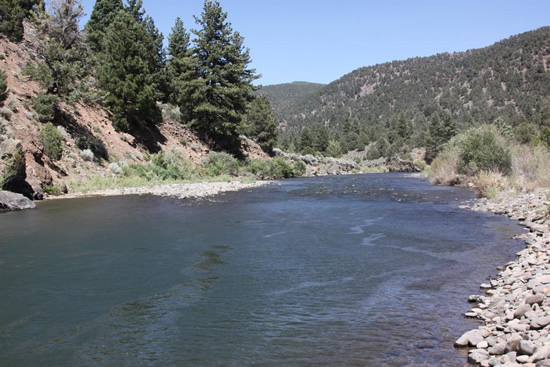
0, 174, 524, 366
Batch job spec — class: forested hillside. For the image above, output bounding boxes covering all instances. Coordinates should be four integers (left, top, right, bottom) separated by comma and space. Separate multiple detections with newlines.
269, 27, 550, 158
256, 81, 325, 120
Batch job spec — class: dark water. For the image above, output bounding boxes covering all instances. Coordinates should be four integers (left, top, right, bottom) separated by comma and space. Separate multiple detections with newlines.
0, 174, 524, 366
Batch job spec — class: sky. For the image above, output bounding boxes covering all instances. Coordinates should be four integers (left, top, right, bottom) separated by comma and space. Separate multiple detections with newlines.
77, 0, 550, 86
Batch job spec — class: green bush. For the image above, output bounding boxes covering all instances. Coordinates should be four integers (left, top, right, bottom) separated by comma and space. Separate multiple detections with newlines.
204, 152, 240, 177
32, 93, 59, 122
535, 127, 550, 149
131, 150, 197, 181
0, 70, 8, 105
514, 122, 538, 144
246, 158, 305, 179
457, 125, 511, 175
39, 122, 64, 161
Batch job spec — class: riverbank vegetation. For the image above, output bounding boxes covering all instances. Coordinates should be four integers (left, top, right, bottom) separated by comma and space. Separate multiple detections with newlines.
67, 150, 305, 193
427, 123, 550, 198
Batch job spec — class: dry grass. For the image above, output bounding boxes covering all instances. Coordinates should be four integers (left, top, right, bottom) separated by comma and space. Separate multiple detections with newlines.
471, 171, 507, 199
509, 145, 550, 192
428, 149, 459, 185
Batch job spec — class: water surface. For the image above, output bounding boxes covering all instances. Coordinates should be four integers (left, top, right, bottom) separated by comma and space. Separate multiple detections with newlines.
0, 174, 524, 366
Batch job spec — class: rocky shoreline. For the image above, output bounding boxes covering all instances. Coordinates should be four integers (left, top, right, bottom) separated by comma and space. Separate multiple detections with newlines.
456, 188, 550, 366
46, 180, 272, 201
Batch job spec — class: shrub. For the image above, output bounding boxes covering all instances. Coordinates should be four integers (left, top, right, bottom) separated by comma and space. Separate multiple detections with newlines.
0, 70, 8, 105
429, 149, 459, 185
80, 149, 94, 162
0, 108, 12, 120
457, 125, 511, 175
204, 152, 240, 177
32, 93, 59, 122
131, 150, 198, 181
246, 158, 303, 179
535, 127, 550, 149
514, 122, 538, 144
39, 122, 64, 161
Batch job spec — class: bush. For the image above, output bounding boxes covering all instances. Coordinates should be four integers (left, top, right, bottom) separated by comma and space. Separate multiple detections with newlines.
32, 93, 59, 122
457, 125, 511, 175
204, 152, 240, 177
131, 150, 198, 181
79, 149, 94, 162
535, 127, 550, 149
246, 158, 304, 179
0, 70, 8, 105
39, 122, 64, 161
514, 122, 538, 144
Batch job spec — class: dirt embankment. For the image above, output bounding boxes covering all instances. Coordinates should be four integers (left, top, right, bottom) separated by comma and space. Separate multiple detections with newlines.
0, 31, 268, 201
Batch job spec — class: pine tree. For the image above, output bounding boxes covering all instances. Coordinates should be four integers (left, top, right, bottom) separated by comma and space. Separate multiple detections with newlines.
143, 15, 167, 102
0, 69, 8, 105
0, 0, 42, 41
186, 0, 259, 153
24, 0, 87, 98
167, 17, 197, 109
97, 10, 158, 131
85, 0, 123, 52
241, 96, 278, 154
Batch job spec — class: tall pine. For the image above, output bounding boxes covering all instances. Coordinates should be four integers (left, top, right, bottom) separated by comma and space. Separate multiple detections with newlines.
167, 17, 197, 112
186, 0, 259, 153
85, 0, 123, 52
97, 10, 158, 131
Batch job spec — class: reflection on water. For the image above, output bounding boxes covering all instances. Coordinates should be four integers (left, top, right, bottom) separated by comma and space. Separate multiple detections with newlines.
0, 174, 523, 366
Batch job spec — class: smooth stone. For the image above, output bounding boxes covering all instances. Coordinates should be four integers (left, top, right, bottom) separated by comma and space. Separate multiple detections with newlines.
530, 346, 550, 362
515, 304, 533, 319
489, 342, 507, 355
519, 340, 537, 356
0, 191, 36, 211
531, 316, 550, 330
526, 293, 545, 306
468, 349, 490, 364
477, 340, 489, 349
455, 329, 483, 348
505, 334, 523, 353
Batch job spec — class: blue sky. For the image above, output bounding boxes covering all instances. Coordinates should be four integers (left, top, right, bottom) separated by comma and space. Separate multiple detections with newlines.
77, 0, 550, 86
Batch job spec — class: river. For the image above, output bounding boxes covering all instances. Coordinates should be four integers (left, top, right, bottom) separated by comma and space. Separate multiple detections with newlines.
0, 174, 524, 366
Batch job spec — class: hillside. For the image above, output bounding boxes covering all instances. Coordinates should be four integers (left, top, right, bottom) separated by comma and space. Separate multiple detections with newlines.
257, 81, 325, 121
0, 28, 267, 200
269, 27, 550, 154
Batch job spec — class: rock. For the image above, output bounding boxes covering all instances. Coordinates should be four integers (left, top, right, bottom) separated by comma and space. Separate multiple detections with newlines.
531, 346, 550, 362
489, 342, 506, 355
0, 191, 36, 211
536, 360, 550, 367
530, 316, 550, 330
477, 340, 489, 349
455, 329, 483, 347
520, 340, 536, 356
514, 304, 533, 319
505, 334, 523, 353
468, 349, 490, 365
526, 293, 545, 306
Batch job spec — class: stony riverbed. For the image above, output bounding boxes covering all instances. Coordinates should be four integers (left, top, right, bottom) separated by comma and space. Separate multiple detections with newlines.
456, 188, 550, 366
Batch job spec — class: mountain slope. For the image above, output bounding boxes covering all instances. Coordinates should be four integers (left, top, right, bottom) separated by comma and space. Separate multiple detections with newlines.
257, 81, 325, 121
269, 27, 550, 148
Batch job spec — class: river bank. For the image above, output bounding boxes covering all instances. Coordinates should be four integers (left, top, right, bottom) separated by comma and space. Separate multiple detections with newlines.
455, 188, 550, 366
46, 180, 272, 201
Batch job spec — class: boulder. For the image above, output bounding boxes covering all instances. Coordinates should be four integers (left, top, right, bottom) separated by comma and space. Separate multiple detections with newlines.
0, 191, 36, 211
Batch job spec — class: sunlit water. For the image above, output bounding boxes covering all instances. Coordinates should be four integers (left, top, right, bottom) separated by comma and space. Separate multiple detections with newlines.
0, 174, 524, 366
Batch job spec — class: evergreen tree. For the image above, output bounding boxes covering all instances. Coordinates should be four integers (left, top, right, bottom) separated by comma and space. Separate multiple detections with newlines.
85, 0, 123, 52
241, 96, 278, 154
185, 0, 259, 152
24, 0, 87, 99
425, 111, 457, 163
143, 15, 167, 102
0, 70, 8, 105
167, 17, 196, 109
0, 0, 42, 41
97, 10, 158, 131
